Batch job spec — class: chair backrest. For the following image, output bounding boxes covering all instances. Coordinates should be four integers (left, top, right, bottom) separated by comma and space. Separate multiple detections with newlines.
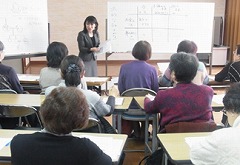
0, 89, 17, 94
0, 105, 43, 129
0, 74, 13, 90
165, 121, 217, 133
73, 117, 102, 133
121, 88, 157, 97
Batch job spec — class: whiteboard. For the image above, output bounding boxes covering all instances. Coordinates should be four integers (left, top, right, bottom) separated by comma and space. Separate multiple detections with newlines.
0, 0, 48, 55
108, 2, 214, 53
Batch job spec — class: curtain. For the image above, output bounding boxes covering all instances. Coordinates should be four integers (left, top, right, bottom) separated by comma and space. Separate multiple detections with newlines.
224, 0, 240, 62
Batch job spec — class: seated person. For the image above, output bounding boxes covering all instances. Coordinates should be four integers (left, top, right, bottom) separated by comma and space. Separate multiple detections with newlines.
0, 41, 24, 93
190, 82, 240, 165
144, 52, 214, 132
45, 55, 115, 132
159, 40, 209, 86
215, 44, 240, 82
117, 40, 159, 138
10, 87, 112, 165
39, 41, 87, 92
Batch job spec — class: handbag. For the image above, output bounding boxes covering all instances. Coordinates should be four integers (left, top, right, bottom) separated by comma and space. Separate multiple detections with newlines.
98, 116, 117, 134
93, 108, 117, 134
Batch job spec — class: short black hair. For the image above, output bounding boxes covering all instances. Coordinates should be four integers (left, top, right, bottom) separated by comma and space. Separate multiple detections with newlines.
83, 16, 98, 33
177, 40, 198, 54
169, 52, 199, 83
46, 42, 68, 68
132, 40, 152, 61
0, 41, 4, 51
223, 83, 240, 114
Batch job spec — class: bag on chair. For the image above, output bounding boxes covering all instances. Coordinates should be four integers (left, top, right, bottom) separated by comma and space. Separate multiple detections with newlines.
98, 116, 117, 134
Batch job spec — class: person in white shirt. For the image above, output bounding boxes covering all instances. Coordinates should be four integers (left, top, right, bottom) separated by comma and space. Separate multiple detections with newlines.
190, 82, 240, 165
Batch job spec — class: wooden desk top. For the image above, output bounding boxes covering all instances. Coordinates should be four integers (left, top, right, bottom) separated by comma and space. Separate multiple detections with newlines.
0, 94, 131, 112
134, 95, 224, 110
0, 129, 127, 163
114, 97, 132, 110
84, 77, 111, 86
17, 74, 111, 87
157, 132, 209, 164
0, 94, 45, 107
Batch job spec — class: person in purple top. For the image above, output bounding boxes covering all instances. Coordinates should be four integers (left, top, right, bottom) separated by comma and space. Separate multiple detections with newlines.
144, 52, 214, 132
118, 40, 159, 94
0, 41, 24, 93
118, 40, 159, 138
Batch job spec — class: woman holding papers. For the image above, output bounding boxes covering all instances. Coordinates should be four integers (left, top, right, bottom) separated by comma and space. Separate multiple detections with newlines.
11, 87, 112, 165
144, 52, 214, 132
190, 83, 240, 165
45, 55, 115, 133
77, 16, 100, 77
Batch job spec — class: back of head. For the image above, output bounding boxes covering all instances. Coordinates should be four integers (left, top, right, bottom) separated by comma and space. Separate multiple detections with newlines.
40, 87, 89, 134
223, 83, 240, 114
132, 40, 152, 61
0, 41, 4, 52
61, 55, 84, 87
46, 42, 68, 68
177, 40, 198, 54
169, 52, 199, 83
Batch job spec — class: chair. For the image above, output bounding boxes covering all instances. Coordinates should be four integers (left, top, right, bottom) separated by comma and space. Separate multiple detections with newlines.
165, 121, 217, 133
73, 117, 102, 133
0, 105, 43, 129
120, 88, 158, 154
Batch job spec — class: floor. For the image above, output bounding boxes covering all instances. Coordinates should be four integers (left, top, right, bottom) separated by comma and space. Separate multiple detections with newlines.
25, 60, 226, 165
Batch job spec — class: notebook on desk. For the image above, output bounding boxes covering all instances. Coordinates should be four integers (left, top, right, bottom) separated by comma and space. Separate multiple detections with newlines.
157, 62, 169, 73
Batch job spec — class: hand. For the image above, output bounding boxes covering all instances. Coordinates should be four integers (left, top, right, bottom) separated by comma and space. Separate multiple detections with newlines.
158, 69, 163, 77
145, 94, 155, 101
90, 47, 100, 52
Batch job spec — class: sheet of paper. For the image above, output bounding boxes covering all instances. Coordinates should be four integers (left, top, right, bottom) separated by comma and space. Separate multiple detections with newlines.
0, 138, 12, 150
96, 40, 112, 55
157, 62, 169, 73
17, 74, 39, 81
77, 135, 123, 162
212, 94, 224, 104
185, 136, 206, 148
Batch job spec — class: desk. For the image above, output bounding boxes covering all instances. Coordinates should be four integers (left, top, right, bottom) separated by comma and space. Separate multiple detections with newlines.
17, 74, 41, 92
112, 97, 133, 134
0, 94, 131, 134
84, 76, 111, 94
157, 132, 209, 165
0, 94, 44, 107
134, 97, 158, 153
0, 129, 127, 164
17, 74, 111, 94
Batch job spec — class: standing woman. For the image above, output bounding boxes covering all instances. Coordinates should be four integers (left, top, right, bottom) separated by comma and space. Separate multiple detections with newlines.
77, 16, 100, 77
